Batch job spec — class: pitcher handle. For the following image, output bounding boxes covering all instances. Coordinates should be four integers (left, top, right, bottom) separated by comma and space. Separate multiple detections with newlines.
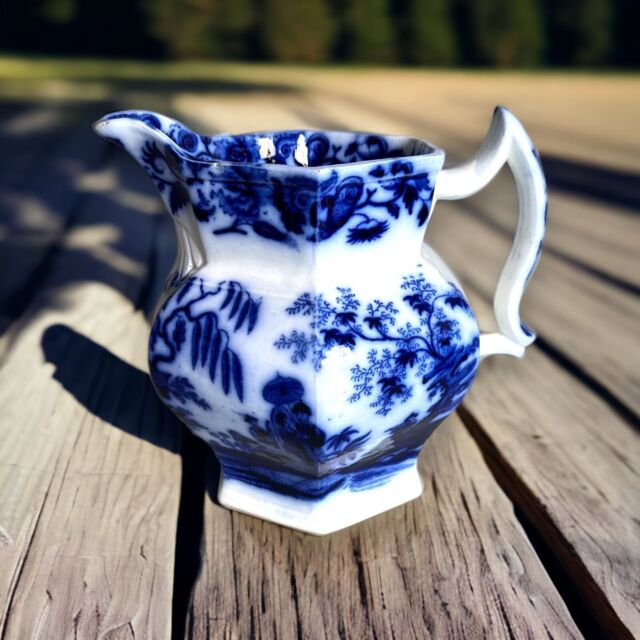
434, 107, 547, 360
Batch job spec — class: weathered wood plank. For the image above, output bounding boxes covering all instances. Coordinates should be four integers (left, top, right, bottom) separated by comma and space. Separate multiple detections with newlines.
0, 102, 110, 332
434, 275, 640, 638
466, 170, 640, 291
188, 415, 581, 639
0, 150, 180, 638
424, 215, 640, 637
459, 348, 640, 638
300, 73, 640, 172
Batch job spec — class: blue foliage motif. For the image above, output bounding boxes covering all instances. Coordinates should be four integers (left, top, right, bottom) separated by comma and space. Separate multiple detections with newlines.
149, 276, 261, 409
276, 273, 478, 416
151, 275, 478, 501
104, 112, 438, 248
147, 276, 477, 502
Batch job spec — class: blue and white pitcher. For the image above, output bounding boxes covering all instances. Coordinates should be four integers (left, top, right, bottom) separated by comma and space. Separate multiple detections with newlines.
94, 107, 546, 534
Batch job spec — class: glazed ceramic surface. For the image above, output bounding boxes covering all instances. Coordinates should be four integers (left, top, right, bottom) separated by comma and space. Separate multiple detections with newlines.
94, 107, 546, 534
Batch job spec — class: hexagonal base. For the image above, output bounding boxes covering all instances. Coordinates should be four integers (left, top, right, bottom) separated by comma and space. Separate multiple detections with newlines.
217, 464, 423, 535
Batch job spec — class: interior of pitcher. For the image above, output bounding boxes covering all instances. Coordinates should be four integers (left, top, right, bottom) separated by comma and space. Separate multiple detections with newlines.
175, 128, 438, 168
102, 111, 443, 169
114, 112, 437, 167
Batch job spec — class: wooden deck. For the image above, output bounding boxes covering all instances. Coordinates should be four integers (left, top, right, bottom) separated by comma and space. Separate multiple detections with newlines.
0, 66, 638, 639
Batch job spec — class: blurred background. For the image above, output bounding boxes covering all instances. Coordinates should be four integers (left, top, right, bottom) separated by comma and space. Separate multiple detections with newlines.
2, 0, 639, 66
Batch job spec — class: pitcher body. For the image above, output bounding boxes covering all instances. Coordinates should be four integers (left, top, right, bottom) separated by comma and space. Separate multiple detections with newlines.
94, 108, 546, 534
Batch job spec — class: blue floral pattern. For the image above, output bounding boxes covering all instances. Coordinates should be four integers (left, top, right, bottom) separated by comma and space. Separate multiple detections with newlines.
94, 108, 546, 524
103, 111, 439, 247
100, 111, 481, 503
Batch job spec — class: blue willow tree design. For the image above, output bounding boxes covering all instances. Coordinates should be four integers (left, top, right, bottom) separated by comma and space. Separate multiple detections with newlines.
275, 273, 475, 416
150, 276, 261, 409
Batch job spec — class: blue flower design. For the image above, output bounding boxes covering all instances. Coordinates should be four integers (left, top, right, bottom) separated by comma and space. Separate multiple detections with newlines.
319, 174, 365, 239
273, 133, 300, 164
306, 132, 331, 165
105, 112, 439, 247
273, 175, 318, 236
215, 137, 252, 162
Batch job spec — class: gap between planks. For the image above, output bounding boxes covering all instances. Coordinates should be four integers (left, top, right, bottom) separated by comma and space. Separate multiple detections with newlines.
439, 263, 640, 637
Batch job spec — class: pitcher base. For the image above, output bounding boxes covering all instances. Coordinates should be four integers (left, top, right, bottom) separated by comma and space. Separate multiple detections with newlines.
217, 465, 424, 535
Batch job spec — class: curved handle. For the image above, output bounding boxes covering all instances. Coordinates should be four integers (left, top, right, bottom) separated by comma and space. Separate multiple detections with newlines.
434, 106, 547, 360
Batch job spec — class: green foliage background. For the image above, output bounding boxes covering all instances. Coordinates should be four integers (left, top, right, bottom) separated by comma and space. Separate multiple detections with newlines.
2, 0, 638, 66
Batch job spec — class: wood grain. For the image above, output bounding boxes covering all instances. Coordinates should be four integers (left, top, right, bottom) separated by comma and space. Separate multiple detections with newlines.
0, 71, 637, 638
427, 217, 640, 636
188, 415, 581, 640
460, 350, 640, 638
0, 151, 180, 638
464, 170, 639, 290
0, 103, 108, 330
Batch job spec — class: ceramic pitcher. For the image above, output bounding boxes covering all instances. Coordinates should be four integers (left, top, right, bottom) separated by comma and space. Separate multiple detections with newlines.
94, 107, 546, 534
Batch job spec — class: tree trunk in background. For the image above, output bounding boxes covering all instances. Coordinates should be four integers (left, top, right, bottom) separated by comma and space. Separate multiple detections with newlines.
397, 0, 457, 65
465, 0, 543, 67
260, 0, 335, 63
144, 0, 218, 59
340, 0, 396, 64
543, 0, 612, 66
212, 0, 255, 60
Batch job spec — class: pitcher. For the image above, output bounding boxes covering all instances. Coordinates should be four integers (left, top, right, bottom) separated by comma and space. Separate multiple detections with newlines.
94, 107, 546, 534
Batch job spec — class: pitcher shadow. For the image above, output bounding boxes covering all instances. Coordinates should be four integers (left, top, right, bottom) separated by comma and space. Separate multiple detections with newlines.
41, 323, 217, 640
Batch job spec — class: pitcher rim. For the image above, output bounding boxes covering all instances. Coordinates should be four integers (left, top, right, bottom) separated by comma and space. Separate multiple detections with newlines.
93, 111, 446, 174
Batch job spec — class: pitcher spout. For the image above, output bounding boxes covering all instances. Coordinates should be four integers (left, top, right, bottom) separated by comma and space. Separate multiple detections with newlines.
94, 111, 154, 148
93, 111, 183, 167
94, 110, 206, 285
